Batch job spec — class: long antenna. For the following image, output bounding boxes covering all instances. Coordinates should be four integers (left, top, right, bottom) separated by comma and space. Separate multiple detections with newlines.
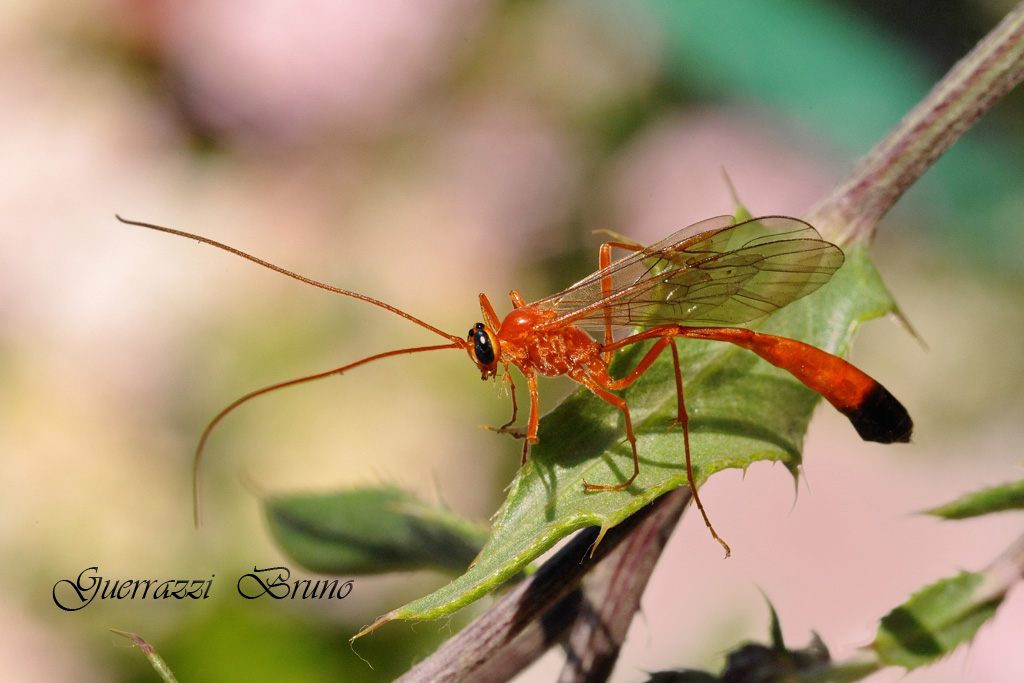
191, 343, 461, 527
118, 216, 470, 526
116, 216, 465, 345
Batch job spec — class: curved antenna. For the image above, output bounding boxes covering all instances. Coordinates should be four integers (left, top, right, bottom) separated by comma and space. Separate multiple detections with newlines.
191, 343, 462, 527
116, 215, 464, 345
117, 216, 471, 526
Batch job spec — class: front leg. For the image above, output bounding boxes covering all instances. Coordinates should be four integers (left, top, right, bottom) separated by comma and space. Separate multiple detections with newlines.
482, 371, 526, 438
484, 370, 539, 465
498, 370, 520, 431
478, 292, 501, 330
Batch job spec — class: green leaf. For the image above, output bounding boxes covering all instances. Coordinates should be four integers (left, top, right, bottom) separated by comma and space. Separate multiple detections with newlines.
766, 596, 786, 652
265, 487, 490, 576
925, 479, 1024, 520
873, 571, 1003, 670
355, 245, 901, 635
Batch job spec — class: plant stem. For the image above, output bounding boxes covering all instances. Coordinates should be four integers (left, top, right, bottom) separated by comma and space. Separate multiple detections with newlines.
555, 488, 688, 683
395, 488, 690, 683
806, 1, 1024, 245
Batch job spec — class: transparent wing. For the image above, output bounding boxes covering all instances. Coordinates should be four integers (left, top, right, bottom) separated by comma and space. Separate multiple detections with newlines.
536, 215, 844, 332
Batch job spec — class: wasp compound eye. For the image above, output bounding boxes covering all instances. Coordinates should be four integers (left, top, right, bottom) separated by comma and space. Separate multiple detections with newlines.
470, 323, 495, 366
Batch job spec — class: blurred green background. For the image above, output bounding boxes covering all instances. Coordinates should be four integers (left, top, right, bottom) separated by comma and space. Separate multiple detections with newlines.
2, 1, 1023, 681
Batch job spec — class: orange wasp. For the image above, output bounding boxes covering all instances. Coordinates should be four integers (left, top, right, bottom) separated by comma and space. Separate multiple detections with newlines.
119, 214, 912, 554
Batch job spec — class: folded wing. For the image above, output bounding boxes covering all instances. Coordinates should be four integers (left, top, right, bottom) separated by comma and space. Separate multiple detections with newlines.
538, 215, 844, 332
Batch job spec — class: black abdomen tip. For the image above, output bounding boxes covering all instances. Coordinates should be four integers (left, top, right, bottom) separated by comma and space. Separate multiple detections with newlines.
843, 383, 913, 444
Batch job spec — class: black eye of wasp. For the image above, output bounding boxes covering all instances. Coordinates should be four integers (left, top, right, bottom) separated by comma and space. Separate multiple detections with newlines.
468, 322, 495, 366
